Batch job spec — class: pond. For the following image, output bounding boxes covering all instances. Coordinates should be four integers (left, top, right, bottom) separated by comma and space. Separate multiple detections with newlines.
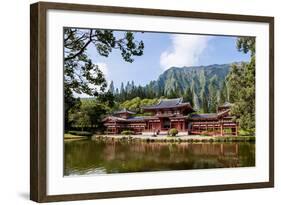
64, 139, 255, 176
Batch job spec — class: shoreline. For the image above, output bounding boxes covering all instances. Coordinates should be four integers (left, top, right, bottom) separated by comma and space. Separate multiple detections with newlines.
64, 133, 255, 143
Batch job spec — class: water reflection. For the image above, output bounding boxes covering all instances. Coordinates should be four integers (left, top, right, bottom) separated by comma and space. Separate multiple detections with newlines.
64, 140, 255, 176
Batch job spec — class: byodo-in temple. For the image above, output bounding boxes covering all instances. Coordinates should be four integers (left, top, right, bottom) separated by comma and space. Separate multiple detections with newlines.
102, 98, 239, 136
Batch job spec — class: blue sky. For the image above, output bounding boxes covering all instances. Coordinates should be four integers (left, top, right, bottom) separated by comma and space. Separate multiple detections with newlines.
86, 30, 251, 90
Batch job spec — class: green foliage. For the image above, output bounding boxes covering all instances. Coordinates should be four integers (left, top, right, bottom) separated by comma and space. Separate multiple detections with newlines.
64, 28, 144, 131
69, 109, 90, 129
69, 99, 110, 132
219, 81, 228, 105
108, 80, 115, 94
97, 91, 115, 108
169, 128, 179, 136
120, 97, 158, 113
237, 37, 255, 57
64, 87, 81, 130
183, 87, 194, 106
227, 37, 255, 133
200, 90, 209, 113
121, 130, 135, 135
208, 76, 219, 112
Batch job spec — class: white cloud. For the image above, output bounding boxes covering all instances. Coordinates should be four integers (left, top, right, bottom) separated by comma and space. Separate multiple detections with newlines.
160, 34, 212, 70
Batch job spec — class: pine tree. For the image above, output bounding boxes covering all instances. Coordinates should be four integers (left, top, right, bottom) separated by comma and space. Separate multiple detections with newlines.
120, 82, 125, 93
208, 76, 219, 112
219, 81, 228, 105
227, 37, 256, 133
183, 87, 194, 106
201, 90, 209, 113
109, 80, 115, 94
120, 82, 125, 101
227, 64, 242, 103
115, 88, 119, 95
126, 81, 131, 93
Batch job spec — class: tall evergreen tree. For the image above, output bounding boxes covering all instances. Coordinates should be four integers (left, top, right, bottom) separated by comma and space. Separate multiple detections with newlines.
219, 81, 228, 105
183, 87, 194, 106
227, 37, 256, 133
125, 81, 131, 93
208, 76, 219, 112
115, 88, 119, 95
120, 82, 125, 94
227, 64, 243, 103
200, 90, 209, 113
109, 80, 115, 94
119, 82, 125, 101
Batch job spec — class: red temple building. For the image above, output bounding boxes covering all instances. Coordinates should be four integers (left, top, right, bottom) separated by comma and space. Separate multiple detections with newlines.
103, 98, 239, 136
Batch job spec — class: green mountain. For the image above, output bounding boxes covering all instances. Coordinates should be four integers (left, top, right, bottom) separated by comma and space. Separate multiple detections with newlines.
150, 64, 231, 96
116, 63, 243, 112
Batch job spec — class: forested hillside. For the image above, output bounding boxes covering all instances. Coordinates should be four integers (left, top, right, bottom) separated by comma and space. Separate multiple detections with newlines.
111, 63, 242, 113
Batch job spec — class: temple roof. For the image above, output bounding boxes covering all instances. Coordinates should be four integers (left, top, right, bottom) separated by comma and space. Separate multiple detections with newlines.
126, 116, 148, 122
190, 109, 232, 121
142, 98, 194, 111
113, 108, 136, 115
103, 115, 154, 123
102, 116, 127, 122
190, 113, 218, 120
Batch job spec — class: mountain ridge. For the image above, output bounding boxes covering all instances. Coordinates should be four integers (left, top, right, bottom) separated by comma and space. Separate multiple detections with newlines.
147, 63, 238, 97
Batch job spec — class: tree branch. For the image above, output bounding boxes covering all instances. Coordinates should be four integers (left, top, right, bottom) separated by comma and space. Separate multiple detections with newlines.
64, 33, 87, 48
65, 30, 93, 61
64, 29, 76, 43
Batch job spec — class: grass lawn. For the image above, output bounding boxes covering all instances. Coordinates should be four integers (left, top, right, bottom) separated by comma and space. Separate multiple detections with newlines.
64, 133, 89, 140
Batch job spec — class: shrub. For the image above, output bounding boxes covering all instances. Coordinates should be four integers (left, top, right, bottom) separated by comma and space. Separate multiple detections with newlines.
121, 130, 134, 135
169, 128, 178, 137
68, 131, 92, 137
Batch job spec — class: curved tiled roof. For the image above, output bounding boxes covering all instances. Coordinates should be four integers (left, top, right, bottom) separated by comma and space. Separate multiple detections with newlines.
102, 116, 127, 122
190, 109, 232, 121
142, 98, 194, 110
190, 113, 218, 120
113, 108, 135, 115
103, 115, 155, 122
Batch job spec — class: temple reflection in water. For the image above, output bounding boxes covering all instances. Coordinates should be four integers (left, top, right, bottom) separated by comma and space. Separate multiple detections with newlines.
64, 140, 255, 175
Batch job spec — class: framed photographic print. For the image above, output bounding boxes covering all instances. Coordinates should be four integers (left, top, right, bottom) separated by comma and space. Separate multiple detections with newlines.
30, 1, 274, 202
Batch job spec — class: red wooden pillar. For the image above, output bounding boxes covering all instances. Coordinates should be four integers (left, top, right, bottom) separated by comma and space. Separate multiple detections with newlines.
235, 123, 238, 136
180, 121, 182, 131
220, 123, 223, 136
